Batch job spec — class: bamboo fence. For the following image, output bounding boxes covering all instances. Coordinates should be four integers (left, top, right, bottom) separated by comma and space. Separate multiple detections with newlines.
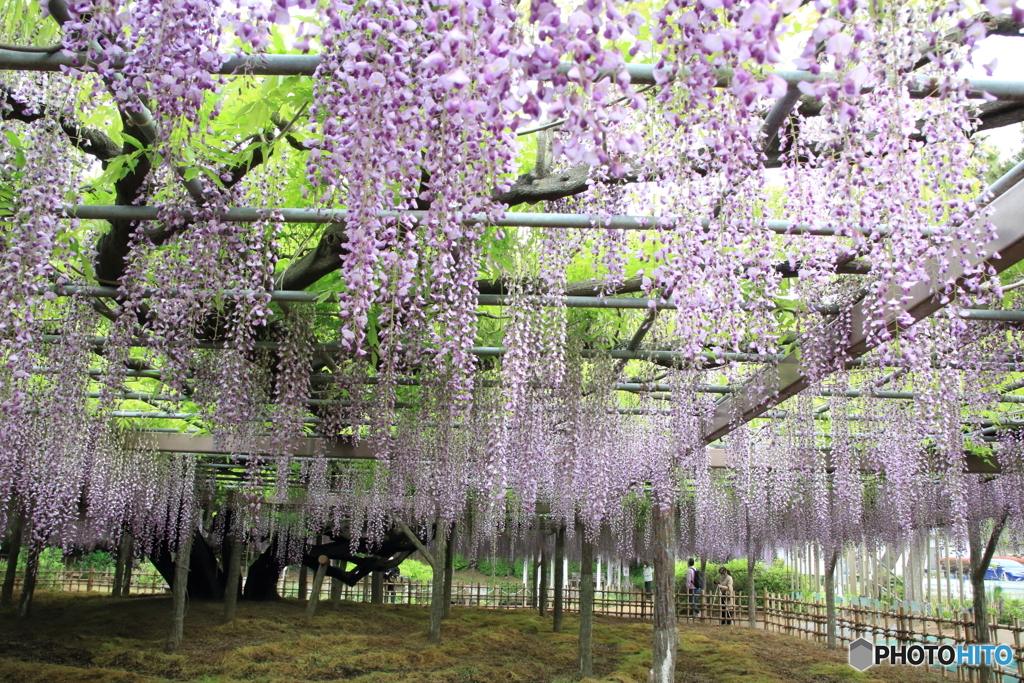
8, 571, 1024, 682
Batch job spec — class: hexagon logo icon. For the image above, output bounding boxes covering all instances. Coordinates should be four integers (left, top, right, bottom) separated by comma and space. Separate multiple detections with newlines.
849, 637, 875, 671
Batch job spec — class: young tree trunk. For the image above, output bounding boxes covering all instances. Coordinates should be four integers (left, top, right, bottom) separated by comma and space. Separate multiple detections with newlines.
746, 515, 757, 629
968, 512, 1008, 683
165, 530, 195, 653
578, 523, 595, 679
223, 537, 243, 623
553, 523, 565, 633
539, 545, 549, 617
651, 504, 678, 683
305, 556, 329, 618
442, 521, 456, 619
429, 517, 448, 643
112, 532, 130, 597
1, 512, 24, 607
747, 553, 756, 629
371, 571, 383, 604
121, 533, 134, 596
825, 548, 839, 649
18, 541, 40, 618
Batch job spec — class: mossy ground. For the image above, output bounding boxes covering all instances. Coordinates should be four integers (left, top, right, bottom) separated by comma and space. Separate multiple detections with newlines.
0, 592, 946, 683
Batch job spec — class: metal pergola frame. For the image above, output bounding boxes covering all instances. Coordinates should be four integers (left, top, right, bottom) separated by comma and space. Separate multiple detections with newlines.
5, 22, 1024, 470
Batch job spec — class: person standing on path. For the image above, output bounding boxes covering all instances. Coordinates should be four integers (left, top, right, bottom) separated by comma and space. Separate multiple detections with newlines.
685, 558, 702, 616
717, 567, 734, 625
643, 564, 653, 595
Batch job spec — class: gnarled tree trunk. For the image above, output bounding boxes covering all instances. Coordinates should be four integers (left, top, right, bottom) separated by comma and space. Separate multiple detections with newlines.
165, 530, 195, 653
429, 516, 448, 643
1, 511, 24, 607
18, 541, 39, 618
968, 512, 1008, 683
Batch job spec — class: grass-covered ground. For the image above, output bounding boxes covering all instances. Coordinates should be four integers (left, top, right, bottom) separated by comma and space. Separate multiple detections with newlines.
1, 592, 947, 683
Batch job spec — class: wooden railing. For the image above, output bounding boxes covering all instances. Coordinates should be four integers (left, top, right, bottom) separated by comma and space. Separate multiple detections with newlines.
5, 568, 169, 595
10, 571, 1024, 682
757, 593, 1024, 683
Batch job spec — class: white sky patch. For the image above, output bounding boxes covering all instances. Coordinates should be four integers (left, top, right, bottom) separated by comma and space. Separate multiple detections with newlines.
961, 35, 1024, 158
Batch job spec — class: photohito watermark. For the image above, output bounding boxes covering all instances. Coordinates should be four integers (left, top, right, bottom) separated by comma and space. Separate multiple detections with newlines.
848, 637, 1015, 672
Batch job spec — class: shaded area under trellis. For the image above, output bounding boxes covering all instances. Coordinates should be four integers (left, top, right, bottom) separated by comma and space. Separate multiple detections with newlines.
147, 522, 428, 601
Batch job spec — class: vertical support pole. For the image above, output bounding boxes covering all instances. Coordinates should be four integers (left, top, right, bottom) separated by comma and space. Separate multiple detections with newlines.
298, 565, 308, 601
306, 555, 329, 618
825, 548, 839, 650
429, 516, 448, 644
165, 530, 195, 653
331, 561, 344, 610
943, 533, 952, 610
2, 512, 24, 607
578, 521, 594, 679
651, 503, 677, 683
747, 553, 757, 629
554, 523, 565, 633
746, 516, 757, 630
224, 536, 243, 623
443, 521, 456, 619
530, 555, 538, 609
539, 544, 549, 617
371, 570, 384, 604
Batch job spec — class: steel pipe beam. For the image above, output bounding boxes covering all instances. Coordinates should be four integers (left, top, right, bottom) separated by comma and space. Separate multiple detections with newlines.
955, 309, 1024, 322
59, 204, 951, 238
705, 160, 1024, 443
37, 334, 781, 365
46, 285, 1024, 320
43, 286, 845, 315
122, 432, 1001, 473
1, 51, 1022, 101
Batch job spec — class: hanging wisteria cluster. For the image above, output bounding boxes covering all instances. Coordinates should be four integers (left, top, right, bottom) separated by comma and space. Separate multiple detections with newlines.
1, 0, 1024, 575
